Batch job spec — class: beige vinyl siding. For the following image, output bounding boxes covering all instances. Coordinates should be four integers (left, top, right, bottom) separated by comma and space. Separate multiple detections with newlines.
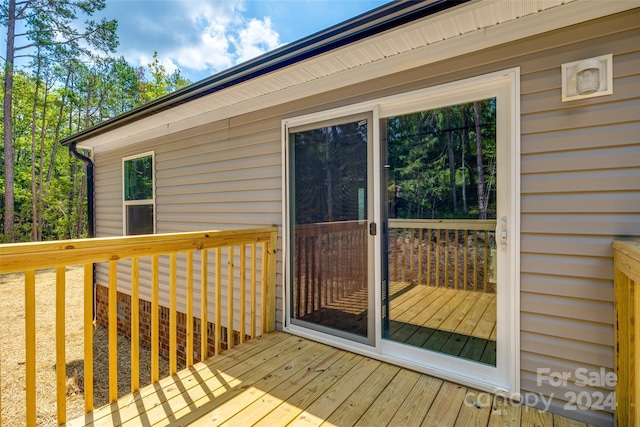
91, 9, 639, 426
93, 118, 281, 333
515, 12, 639, 425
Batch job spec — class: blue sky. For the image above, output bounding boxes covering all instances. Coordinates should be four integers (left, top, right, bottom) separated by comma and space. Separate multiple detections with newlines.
90, 0, 391, 83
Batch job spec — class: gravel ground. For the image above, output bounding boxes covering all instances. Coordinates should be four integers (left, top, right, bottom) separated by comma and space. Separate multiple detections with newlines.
1, 266, 168, 426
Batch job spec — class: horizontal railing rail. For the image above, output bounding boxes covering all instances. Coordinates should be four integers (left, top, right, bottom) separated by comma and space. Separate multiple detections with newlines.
388, 219, 497, 293
0, 227, 278, 426
613, 240, 640, 427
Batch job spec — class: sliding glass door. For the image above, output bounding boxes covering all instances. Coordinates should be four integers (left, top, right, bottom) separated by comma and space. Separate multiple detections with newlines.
381, 98, 499, 366
287, 113, 375, 345
284, 70, 519, 393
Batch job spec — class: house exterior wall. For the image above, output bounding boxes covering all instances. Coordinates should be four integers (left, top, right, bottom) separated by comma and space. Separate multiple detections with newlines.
93, 10, 639, 426
515, 15, 638, 426
94, 118, 278, 331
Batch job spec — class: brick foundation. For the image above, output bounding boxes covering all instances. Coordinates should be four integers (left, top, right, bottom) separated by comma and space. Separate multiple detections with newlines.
95, 284, 248, 367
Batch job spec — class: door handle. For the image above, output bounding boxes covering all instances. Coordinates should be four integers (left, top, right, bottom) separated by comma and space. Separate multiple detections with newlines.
498, 217, 507, 248
369, 222, 377, 236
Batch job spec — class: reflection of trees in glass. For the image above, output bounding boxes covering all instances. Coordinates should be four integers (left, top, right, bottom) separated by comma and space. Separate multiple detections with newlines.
386, 99, 496, 220
293, 121, 368, 224
124, 155, 153, 201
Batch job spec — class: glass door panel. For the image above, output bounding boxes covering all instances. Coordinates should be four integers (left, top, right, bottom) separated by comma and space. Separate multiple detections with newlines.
289, 115, 373, 344
382, 99, 498, 366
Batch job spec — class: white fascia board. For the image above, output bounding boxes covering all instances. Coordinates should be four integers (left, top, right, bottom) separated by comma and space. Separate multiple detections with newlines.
81, 0, 638, 153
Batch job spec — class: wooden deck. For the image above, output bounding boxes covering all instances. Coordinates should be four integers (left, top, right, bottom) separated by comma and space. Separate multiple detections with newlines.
66, 332, 591, 427
299, 281, 497, 364
388, 283, 497, 365
389, 282, 496, 339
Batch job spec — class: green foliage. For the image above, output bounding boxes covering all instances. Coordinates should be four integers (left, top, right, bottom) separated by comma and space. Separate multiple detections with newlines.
3, 0, 118, 241
387, 99, 497, 220
140, 51, 191, 104
26, 0, 118, 56
0, 69, 84, 241
1, 0, 191, 242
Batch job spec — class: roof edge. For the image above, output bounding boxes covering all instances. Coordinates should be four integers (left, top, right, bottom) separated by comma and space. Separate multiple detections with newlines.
61, 0, 467, 147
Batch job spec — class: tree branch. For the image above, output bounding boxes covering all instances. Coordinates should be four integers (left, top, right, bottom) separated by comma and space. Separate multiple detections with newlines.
15, 0, 37, 19
14, 26, 104, 53
14, 43, 39, 51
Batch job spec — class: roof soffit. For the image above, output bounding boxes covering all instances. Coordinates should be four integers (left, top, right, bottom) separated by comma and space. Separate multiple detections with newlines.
82, 0, 636, 152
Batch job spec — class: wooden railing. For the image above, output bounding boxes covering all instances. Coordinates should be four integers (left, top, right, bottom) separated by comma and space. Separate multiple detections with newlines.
613, 240, 640, 427
389, 219, 497, 293
0, 227, 278, 426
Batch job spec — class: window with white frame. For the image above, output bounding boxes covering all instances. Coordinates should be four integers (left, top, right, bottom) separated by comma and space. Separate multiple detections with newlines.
123, 152, 155, 235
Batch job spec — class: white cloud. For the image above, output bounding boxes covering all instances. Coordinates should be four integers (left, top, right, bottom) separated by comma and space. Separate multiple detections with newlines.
162, 2, 281, 75
173, 22, 234, 72
234, 17, 281, 64
187, 1, 243, 30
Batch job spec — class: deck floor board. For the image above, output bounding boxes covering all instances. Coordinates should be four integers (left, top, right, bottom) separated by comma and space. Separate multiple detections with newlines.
66, 332, 596, 427
386, 284, 497, 363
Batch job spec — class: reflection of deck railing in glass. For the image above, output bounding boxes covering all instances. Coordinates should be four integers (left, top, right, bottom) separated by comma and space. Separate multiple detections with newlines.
293, 219, 497, 322
293, 221, 368, 319
388, 219, 497, 293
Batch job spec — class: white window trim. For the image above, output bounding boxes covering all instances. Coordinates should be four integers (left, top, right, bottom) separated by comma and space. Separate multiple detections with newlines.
282, 68, 520, 396
122, 151, 156, 235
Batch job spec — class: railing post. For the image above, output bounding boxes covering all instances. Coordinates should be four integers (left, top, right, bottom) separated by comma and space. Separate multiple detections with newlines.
614, 240, 640, 427
251, 244, 257, 338
83, 263, 94, 412
108, 260, 118, 402
169, 252, 177, 375
25, 270, 36, 427
239, 245, 247, 344
215, 248, 222, 355
262, 229, 278, 333
151, 255, 159, 383
131, 257, 140, 393
56, 267, 66, 424
186, 250, 194, 366
227, 246, 235, 349
614, 263, 630, 427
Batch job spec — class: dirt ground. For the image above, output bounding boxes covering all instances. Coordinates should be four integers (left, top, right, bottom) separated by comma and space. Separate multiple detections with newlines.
1, 266, 169, 426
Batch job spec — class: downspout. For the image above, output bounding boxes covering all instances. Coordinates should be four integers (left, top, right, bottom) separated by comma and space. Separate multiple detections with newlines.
69, 142, 94, 238
69, 142, 96, 319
